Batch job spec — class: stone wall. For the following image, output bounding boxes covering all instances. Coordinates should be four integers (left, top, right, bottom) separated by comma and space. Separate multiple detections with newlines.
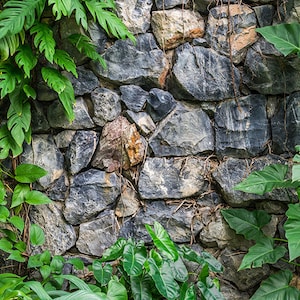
17, 0, 300, 298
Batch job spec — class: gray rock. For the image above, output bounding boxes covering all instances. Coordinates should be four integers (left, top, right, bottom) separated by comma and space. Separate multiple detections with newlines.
243, 39, 300, 94
253, 5, 275, 27
76, 210, 118, 256
30, 202, 76, 255
21, 135, 64, 189
215, 95, 270, 158
120, 85, 150, 112
219, 248, 270, 291
88, 21, 107, 54
149, 103, 214, 156
138, 157, 210, 199
115, 0, 153, 34
66, 131, 99, 175
220, 283, 250, 300
206, 4, 257, 64
271, 92, 300, 153
63, 169, 121, 225
47, 98, 94, 129
54, 130, 76, 149
146, 88, 176, 122
125, 110, 156, 136
63, 66, 99, 96
31, 101, 50, 133
169, 44, 240, 101
155, 0, 188, 9
131, 201, 203, 243
91, 33, 169, 88
46, 173, 69, 202
91, 87, 122, 126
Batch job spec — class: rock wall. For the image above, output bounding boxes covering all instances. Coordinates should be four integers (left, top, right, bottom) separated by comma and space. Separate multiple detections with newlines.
18, 0, 300, 298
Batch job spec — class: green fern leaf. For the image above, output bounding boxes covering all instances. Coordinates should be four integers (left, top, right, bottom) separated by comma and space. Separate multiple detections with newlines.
48, 0, 72, 19
15, 45, 38, 78
41, 67, 66, 93
68, 33, 106, 68
0, 62, 23, 98
0, 0, 46, 39
30, 22, 56, 63
72, 0, 88, 30
54, 49, 78, 77
23, 84, 37, 99
0, 31, 25, 62
85, 0, 135, 42
0, 125, 23, 159
58, 78, 75, 122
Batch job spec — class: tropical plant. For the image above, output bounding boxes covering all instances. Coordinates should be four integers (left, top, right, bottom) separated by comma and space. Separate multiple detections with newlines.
221, 146, 300, 299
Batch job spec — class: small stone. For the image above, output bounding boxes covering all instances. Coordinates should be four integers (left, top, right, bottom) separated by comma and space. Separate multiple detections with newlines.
151, 9, 205, 50
120, 85, 150, 112
54, 130, 76, 149
125, 110, 156, 136
46, 173, 69, 202
31, 101, 50, 133
253, 5, 275, 27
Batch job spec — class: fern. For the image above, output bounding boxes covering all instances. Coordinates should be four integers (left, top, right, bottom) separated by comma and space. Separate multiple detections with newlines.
58, 77, 75, 121
0, 31, 25, 62
15, 45, 38, 78
68, 33, 106, 68
72, 0, 88, 30
30, 22, 56, 63
0, 125, 23, 159
0, 0, 46, 39
53, 49, 78, 77
0, 62, 23, 98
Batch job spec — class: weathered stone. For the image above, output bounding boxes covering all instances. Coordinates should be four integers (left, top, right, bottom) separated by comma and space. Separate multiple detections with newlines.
21, 135, 64, 189
91, 33, 169, 88
155, 0, 188, 9
125, 110, 156, 136
66, 131, 99, 175
212, 156, 297, 207
206, 4, 257, 64
130, 201, 203, 243
63, 169, 121, 225
169, 44, 240, 101
92, 116, 146, 172
47, 98, 94, 129
46, 173, 69, 202
54, 130, 76, 149
243, 38, 300, 94
281, 0, 300, 23
255, 201, 287, 215
220, 283, 250, 300
215, 95, 270, 158
253, 5, 275, 27
88, 21, 107, 54
37, 79, 57, 102
146, 88, 176, 122
149, 102, 214, 156
115, 0, 153, 34
271, 92, 300, 153
151, 9, 205, 50
31, 101, 50, 133
138, 157, 210, 199
76, 210, 118, 256
91, 87, 122, 127
219, 248, 270, 291
30, 202, 76, 255
120, 85, 150, 112
63, 66, 99, 96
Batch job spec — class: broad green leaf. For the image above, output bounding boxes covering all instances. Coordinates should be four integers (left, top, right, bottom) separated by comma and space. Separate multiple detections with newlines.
170, 257, 188, 282
199, 263, 209, 283
0, 62, 23, 98
197, 277, 225, 300
146, 258, 180, 299
15, 45, 38, 78
8, 249, 26, 262
54, 274, 92, 291
0, 180, 6, 204
54, 49, 78, 77
0, 32, 25, 61
25, 190, 52, 205
256, 23, 300, 57
0, 125, 23, 159
145, 222, 179, 261
9, 216, 25, 233
66, 257, 84, 270
239, 238, 287, 270
179, 282, 196, 300
40, 265, 52, 280
50, 255, 65, 274
130, 274, 153, 300
30, 224, 45, 245
100, 238, 127, 261
1, 228, 17, 242
284, 203, 300, 261
11, 183, 30, 208
221, 209, 270, 241
15, 164, 47, 183
292, 164, 300, 182
54, 290, 108, 300
0, 205, 9, 222
24, 281, 52, 300
234, 164, 290, 195
251, 270, 300, 300
123, 242, 147, 276
93, 260, 113, 286
149, 249, 163, 267
0, 238, 13, 253
14, 241, 26, 252
106, 279, 128, 300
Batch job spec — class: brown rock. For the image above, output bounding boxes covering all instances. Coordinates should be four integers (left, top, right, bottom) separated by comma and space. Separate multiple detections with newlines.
151, 9, 205, 50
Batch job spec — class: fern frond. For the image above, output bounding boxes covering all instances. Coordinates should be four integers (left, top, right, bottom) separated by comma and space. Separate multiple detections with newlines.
58, 77, 75, 121
84, 0, 135, 42
0, 0, 46, 39
0, 62, 23, 98
0, 125, 23, 159
23, 84, 37, 99
72, 0, 88, 30
54, 49, 78, 77
0, 31, 25, 62
68, 33, 106, 68
15, 45, 38, 78
30, 22, 56, 63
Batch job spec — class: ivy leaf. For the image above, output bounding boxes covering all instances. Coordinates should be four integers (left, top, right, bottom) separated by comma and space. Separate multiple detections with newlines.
54, 49, 78, 77
251, 270, 300, 300
15, 45, 38, 78
0, 238, 13, 253
0, 206, 10, 222
25, 190, 52, 205
11, 183, 30, 208
239, 238, 287, 270
92, 260, 113, 286
14, 163, 47, 183
284, 203, 300, 261
8, 250, 26, 262
0, 62, 23, 98
0, 125, 23, 159
256, 23, 300, 57
30, 22, 56, 63
30, 224, 45, 245
8, 216, 25, 233
221, 209, 271, 241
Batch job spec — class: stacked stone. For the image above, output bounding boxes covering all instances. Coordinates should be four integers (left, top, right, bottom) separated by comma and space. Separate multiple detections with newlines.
25, 0, 300, 298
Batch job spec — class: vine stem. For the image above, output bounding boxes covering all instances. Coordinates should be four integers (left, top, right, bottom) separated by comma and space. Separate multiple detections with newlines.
280, 258, 300, 267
